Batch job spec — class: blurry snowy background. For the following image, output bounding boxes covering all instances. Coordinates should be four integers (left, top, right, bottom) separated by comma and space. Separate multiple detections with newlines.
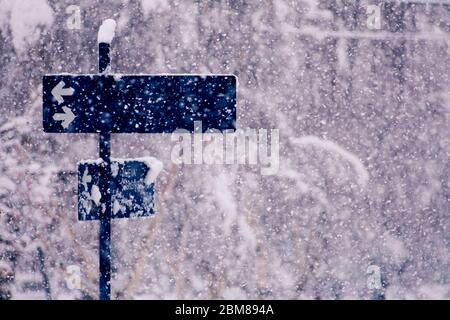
0, 0, 449, 299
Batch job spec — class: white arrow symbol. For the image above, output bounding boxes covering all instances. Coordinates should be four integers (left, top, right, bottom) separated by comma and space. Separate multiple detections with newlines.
51, 80, 74, 104
53, 106, 76, 129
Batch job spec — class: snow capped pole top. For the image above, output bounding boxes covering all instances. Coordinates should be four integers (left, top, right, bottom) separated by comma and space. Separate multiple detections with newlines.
98, 19, 116, 44
98, 19, 116, 74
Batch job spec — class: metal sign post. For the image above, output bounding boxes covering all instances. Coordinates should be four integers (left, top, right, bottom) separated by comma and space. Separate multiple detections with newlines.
43, 20, 237, 300
98, 41, 112, 300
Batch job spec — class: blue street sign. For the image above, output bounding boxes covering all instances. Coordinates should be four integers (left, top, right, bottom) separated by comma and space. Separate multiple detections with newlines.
43, 19, 239, 300
43, 75, 236, 133
78, 159, 159, 220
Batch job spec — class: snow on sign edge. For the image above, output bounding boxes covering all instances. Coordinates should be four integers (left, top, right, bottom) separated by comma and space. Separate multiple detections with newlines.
114, 157, 163, 185
78, 157, 163, 186
97, 19, 116, 44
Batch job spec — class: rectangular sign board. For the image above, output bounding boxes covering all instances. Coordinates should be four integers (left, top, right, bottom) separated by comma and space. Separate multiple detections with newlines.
43, 75, 236, 133
78, 158, 159, 220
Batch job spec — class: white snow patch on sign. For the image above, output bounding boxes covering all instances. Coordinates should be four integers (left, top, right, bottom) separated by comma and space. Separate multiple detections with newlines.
111, 162, 119, 177
114, 156, 163, 185
90, 185, 101, 205
142, 157, 163, 185
98, 19, 116, 44
80, 192, 92, 216
77, 158, 103, 165
113, 199, 123, 215
79, 157, 163, 184
81, 168, 92, 191
113, 74, 123, 82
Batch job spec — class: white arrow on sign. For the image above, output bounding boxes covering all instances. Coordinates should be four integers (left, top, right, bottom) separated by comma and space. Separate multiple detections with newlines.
51, 80, 74, 104
53, 106, 76, 129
